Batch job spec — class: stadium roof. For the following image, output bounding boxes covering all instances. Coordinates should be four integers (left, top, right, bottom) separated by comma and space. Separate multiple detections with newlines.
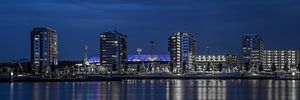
88, 55, 170, 64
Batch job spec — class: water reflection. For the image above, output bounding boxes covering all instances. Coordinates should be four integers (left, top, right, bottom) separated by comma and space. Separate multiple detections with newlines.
1, 80, 299, 100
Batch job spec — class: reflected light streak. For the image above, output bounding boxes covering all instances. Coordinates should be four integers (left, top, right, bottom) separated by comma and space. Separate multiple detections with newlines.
275, 81, 279, 100
72, 82, 76, 100
252, 80, 257, 100
291, 80, 296, 100
112, 82, 120, 100
166, 81, 170, 100
281, 81, 286, 100
173, 80, 183, 100
267, 80, 273, 100
45, 83, 49, 100
9, 83, 14, 100
33, 82, 40, 100
3, 80, 300, 100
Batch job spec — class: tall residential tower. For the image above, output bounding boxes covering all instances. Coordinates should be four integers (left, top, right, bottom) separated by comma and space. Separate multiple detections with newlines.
100, 31, 127, 72
31, 27, 58, 74
168, 32, 197, 73
242, 34, 264, 66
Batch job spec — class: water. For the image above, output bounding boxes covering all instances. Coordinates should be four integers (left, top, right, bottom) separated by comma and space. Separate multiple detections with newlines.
0, 79, 299, 100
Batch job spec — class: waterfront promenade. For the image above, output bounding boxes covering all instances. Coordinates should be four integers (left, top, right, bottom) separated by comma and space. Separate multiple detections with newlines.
1, 72, 300, 82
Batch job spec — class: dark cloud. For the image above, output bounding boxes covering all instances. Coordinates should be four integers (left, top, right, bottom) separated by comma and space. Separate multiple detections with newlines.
1, 0, 300, 62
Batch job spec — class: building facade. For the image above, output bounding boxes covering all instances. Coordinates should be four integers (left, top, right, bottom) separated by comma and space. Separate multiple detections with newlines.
168, 32, 197, 73
127, 55, 170, 73
226, 54, 238, 67
242, 34, 264, 66
195, 54, 237, 71
31, 27, 58, 74
100, 31, 127, 72
87, 55, 170, 73
263, 50, 300, 71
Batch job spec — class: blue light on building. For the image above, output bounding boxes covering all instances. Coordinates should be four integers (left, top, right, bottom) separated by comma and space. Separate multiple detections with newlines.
31, 27, 58, 74
128, 55, 170, 62
88, 55, 170, 64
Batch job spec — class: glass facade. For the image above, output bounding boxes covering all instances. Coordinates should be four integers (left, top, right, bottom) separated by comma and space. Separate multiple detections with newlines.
263, 50, 300, 71
168, 32, 197, 73
242, 34, 264, 65
100, 31, 127, 72
31, 27, 58, 74
195, 54, 237, 71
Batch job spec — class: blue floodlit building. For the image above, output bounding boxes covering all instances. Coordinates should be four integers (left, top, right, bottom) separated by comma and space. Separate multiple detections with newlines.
88, 55, 171, 73
128, 55, 170, 62
30, 27, 58, 74
88, 55, 170, 64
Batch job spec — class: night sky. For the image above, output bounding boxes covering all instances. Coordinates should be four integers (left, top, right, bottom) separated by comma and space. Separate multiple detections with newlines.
1, 0, 300, 62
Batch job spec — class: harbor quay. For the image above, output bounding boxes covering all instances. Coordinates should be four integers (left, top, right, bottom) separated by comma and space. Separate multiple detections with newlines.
1, 68, 300, 82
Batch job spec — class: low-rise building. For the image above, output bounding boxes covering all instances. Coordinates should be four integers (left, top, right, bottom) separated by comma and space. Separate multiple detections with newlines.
195, 54, 237, 71
88, 55, 171, 73
263, 50, 300, 71
127, 55, 170, 73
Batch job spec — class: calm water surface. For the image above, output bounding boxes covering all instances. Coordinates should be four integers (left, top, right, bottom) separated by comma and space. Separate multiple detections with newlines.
0, 79, 299, 100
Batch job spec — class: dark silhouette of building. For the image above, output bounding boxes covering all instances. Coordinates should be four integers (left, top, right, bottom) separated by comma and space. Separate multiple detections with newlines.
242, 33, 264, 66
31, 27, 58, 74
168, 32, 197, 73
100, 31, 127, 72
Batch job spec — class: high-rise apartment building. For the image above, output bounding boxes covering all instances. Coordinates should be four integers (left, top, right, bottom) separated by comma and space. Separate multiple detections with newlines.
242, 34, 264, 65
31, 27, 58, 74
100, 31, 127, 72
168, 32, 197, 73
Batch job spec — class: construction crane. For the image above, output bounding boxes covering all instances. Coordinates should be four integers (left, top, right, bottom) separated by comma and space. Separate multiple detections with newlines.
18, 62, 24, 73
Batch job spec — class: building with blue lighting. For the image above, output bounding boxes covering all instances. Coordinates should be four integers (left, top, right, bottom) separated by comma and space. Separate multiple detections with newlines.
88, 55, 170, 73
168, 32, 197, 73
30, 27, 58, 74
100, 31, 127, 72
88, 55, 170, 65
127, 55, 170, 73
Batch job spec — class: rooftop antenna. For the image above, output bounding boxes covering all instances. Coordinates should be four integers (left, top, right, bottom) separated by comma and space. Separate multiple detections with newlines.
150, 41, 155, 61
205, 43, 209, 55
137, 48, 143, 55
83, 45, 88, 72
137, 48, 143, 61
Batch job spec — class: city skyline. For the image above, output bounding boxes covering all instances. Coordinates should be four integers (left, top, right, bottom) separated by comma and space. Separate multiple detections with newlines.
1, 0, 300, 62
1, 27, 299, 62
1, 1, 300, 100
